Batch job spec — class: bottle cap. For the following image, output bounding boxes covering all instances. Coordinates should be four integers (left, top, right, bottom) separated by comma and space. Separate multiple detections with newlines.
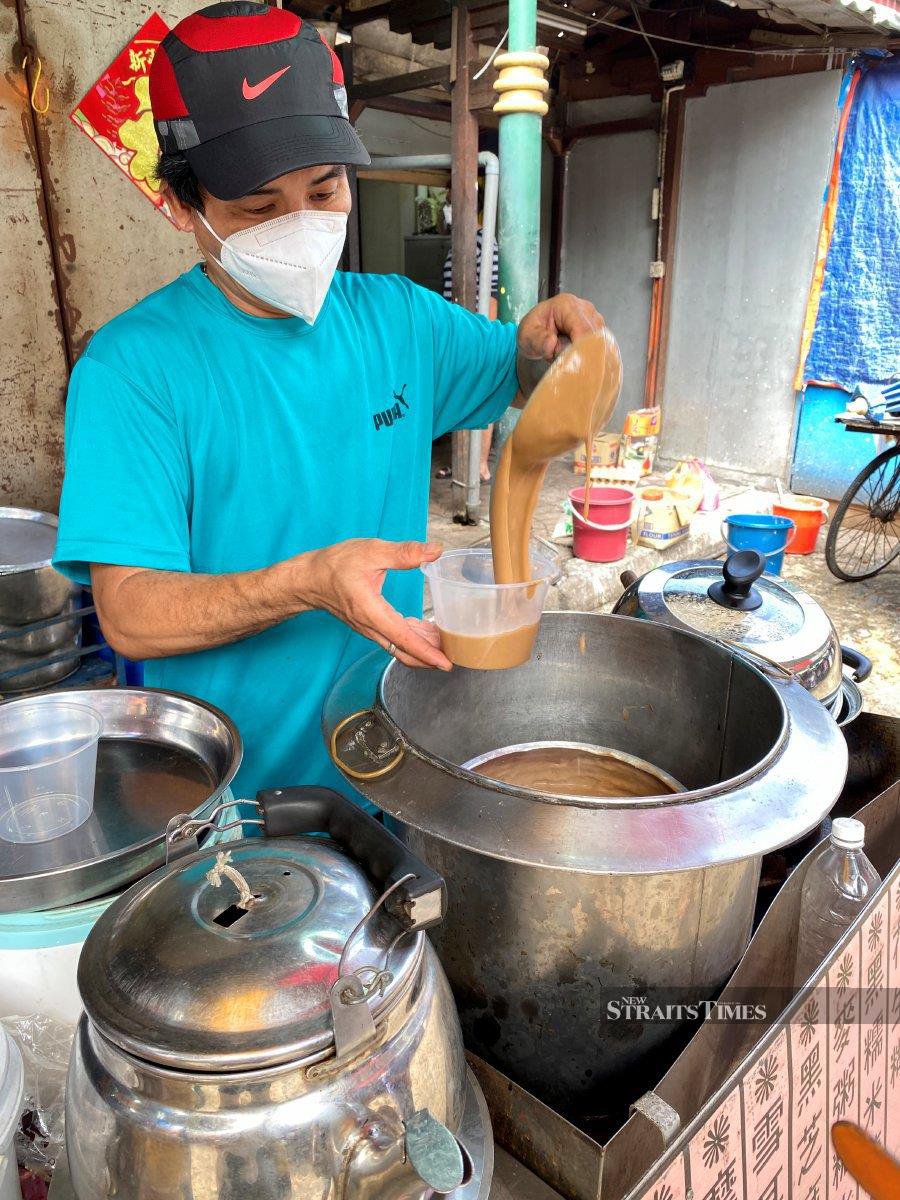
830, 817, 865, 850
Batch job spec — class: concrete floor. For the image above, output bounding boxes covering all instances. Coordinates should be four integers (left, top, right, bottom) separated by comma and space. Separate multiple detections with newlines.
427, 441, 899, 716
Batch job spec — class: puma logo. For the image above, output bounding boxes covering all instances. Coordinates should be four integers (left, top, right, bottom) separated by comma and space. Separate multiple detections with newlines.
373, 384, 411, 431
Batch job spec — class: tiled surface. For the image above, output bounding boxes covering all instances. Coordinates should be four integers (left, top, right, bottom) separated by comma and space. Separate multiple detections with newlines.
628, 865, 900, 1200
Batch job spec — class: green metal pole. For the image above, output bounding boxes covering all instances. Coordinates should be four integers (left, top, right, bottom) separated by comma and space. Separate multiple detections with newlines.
497, 0, 543, 446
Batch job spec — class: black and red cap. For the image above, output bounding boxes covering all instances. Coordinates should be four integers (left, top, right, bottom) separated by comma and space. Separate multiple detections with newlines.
149, 1, 369, 201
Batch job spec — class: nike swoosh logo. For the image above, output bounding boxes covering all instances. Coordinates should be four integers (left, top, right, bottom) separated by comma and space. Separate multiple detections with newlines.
242, 65, 291, 101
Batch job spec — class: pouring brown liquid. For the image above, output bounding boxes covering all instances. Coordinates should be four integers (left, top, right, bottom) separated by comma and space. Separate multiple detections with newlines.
491, 328, 623, 586
473, 744, 680, 798
435, 329, 622, 671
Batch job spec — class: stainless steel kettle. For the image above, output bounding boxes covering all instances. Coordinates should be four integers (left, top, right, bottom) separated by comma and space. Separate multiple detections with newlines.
65, 787, 492, 1200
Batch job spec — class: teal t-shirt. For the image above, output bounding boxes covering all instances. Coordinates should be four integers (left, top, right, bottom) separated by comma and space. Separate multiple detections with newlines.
55, 265, 518, 802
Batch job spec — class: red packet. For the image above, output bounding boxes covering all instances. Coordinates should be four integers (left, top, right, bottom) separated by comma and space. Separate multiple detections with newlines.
69, 13, 176, 225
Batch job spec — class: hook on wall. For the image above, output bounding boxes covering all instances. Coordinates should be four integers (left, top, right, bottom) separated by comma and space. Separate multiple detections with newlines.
22, 53, 51, 114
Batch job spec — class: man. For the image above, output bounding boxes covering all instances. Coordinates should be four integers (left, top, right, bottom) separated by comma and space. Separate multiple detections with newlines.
54, 1, 605, 800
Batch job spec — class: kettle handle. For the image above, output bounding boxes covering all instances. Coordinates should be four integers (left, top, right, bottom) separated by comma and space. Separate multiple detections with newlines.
840, 644, 872, 684
256, 786, 446, 932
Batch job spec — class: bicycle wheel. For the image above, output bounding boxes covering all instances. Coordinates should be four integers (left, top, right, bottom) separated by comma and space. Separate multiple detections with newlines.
825, 445, 900, 581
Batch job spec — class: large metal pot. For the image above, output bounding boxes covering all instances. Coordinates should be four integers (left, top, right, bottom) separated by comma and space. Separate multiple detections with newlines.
614, 550, 871, 726
0, 508, 80, 692
66, 787, 492, 1200
324, 613, 847, 1118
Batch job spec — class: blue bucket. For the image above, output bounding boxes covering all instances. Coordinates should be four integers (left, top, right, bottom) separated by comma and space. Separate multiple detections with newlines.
723, 514, 796, 575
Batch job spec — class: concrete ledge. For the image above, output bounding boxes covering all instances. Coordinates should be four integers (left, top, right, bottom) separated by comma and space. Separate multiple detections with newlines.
547, 505, 729, 612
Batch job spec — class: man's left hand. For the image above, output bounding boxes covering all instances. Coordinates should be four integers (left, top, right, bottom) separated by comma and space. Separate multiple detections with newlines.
517, 293, 606, 364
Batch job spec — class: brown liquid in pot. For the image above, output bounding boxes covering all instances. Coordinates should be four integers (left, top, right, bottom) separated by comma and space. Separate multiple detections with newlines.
474, 744, 679, 798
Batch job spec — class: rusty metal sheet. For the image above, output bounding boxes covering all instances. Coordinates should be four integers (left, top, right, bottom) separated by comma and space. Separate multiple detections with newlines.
0, 2, 69, 510
19, 0, 201, 359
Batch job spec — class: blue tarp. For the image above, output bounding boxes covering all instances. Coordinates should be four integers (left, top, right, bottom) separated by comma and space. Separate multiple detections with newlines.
804, 54, 900, 389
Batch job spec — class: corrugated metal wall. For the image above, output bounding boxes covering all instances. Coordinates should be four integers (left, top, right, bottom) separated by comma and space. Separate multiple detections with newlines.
559, 98, 660, 429
659, 71, 841, 482
2, 0, 199, 511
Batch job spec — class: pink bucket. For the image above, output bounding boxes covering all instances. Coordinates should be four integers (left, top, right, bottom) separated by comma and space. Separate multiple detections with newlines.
568, 486, 635, 563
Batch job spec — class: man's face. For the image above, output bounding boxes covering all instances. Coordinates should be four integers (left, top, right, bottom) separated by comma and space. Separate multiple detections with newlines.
166, 162, 352, 317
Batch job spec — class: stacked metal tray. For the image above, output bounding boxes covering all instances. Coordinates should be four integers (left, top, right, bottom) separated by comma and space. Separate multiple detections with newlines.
0, 687, 242, 912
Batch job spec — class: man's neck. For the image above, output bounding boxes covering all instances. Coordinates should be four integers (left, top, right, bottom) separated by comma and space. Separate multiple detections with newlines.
201, 257, 291, 320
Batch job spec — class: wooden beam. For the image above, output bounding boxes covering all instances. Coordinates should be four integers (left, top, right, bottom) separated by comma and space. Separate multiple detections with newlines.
548, 94, 569, 297
349, 65, 451, 100
649, 89, 685, 409
362, 95, 451, 121
450, 3, 479, 523
564, 114, 657, 147
467, 59, 499, 111
358, 168, 451, 185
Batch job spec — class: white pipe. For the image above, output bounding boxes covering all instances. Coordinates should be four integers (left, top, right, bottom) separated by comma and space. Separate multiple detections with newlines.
369, 153, 500, 522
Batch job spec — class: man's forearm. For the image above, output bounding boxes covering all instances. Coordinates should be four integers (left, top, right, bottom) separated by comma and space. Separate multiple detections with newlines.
91, 556, 316, 659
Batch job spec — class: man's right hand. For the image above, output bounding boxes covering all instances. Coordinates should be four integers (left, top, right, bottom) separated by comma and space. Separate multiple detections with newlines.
302, 538, 452, 670
91, 539, 452, 669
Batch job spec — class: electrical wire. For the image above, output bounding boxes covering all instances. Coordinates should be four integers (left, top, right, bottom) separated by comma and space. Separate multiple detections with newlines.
473, 27, 509, 80
629, 1, 662, 74
582, 13, 877, 54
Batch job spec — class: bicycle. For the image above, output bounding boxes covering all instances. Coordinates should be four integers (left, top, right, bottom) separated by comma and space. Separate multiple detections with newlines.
825, 412, 900, 581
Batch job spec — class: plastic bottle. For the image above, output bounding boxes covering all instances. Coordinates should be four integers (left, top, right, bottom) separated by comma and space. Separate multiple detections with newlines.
794, 818, 881, 988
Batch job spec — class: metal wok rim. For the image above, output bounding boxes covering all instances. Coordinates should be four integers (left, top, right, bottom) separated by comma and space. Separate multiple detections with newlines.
377, 614, 790, 809
0, 507, 58, 575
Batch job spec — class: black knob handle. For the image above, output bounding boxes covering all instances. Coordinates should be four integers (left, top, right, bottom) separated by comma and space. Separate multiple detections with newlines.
840, 644, 873, 684
256, 786, 446, 932
708, 550, 765, 611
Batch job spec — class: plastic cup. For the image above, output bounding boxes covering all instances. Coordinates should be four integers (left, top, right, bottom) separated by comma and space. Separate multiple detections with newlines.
0, 699, 101, 843
423, 547, 558, 670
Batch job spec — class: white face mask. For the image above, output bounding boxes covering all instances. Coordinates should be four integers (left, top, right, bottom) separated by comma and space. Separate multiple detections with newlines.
197, 208, 347, 324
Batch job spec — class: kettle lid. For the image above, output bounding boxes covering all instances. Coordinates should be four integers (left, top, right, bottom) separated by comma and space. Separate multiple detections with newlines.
633, 555, 833, 653
77, 837, 423, 1072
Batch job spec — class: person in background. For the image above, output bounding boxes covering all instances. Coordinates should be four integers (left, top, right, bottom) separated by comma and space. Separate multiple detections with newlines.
441, 194, 500, 482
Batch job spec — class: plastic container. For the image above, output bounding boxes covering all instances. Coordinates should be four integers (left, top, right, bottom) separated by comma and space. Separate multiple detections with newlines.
0, 700, 101, 844
0, 791, 243, 1028
0, 1025, 24, 1200
772, 496, 829, 555
568, 486, 635, 563
793, 818, 882, 988
423, 547, 558, 670
723, 513, 796, 576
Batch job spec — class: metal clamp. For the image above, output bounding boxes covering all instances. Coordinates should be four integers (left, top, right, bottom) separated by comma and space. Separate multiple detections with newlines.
320, 873, 417, 1063
164, 799, 265, 863
329, 709, 404, 781
630, 1091, 681, 1148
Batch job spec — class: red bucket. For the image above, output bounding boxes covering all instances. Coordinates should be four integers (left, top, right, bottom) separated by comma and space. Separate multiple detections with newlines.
568, 486, 635, 563
772, 497, 828, 555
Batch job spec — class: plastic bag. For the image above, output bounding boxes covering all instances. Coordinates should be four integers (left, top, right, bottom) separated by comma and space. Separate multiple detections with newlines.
665, 458, 721, 513
1, 1015, 74, 1177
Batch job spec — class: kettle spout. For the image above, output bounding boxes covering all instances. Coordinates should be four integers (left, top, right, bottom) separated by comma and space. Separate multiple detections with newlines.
341, 1108, 471, 1200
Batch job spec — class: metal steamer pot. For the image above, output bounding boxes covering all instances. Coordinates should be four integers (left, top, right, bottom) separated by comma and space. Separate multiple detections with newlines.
324, 613, 848, 1119
0, 508, 80, 692
65, 788, 493, 1200
614, 550, 872, 727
